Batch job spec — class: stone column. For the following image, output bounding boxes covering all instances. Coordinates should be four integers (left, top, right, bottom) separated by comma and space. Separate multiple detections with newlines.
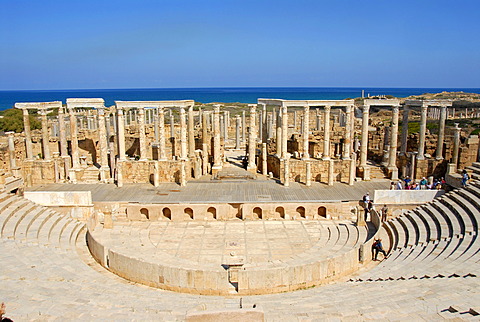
302, 105, 310, 160
97, 107, 110, 182
154, 109, 159, 143
258, 112, 263, 143
21, 108, 33, 159
322, 106, 331, 160
169, 109, 175, 139
116, 107, 126, 161
387, 106, 400, 180
276, 109, 282, 156
247, 104, 257, 171
235, 115, 241, 149
158, 107, 167, 160
262, 143, 268, 175
359, 105, 370, 168
293, 111, 297, 131
6, 132, 16, 171
452, 123, 461, 166
343, 105, 352, 160
137, 107, 147, 160
284, 155, 290, 187
202, 143, 208, 175
212, 105, 222, 169
58, 107, 68, 157
417, 105, 428, 160
328, 159, 334, 186
305, 161, 311, 187
39, 109, 51, 160
400, 105, 409, 155
180, 107, 188, 160
68, 107, 80, 168
262, 104, 267, 143
436, 105, 447, 160
349, 152, 356, 185
281, 106, 288, 159
202, 111, 208, 146
316, 109, 321, 131
180, 159, 186, 186
188, 105, 195, 159
242, 110, 246, 144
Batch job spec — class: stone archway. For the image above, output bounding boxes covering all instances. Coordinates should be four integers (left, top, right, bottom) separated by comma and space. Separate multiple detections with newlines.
318, 206, 327, 218
253, 207, 262, 220
140, 208, 149, 220
207, 207, 216, 220
184, 208, 194, 220
162, 207, 171, 220
275, 206, 285, 219
296, 206, 306, 218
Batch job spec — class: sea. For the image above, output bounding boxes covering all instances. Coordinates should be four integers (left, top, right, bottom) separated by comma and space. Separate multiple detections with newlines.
1, 87, 479, 111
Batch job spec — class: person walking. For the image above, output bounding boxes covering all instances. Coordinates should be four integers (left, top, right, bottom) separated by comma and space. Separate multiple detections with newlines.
380, 204, 388, 222
372, 239, 387, 261
462, 170, 470, 188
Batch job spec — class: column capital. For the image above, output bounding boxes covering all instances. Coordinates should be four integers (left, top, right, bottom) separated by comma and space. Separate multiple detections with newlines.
392, 105, 400, 113
324, 105, 331, 112
362, 105, 370, 113
345, 105, 353, 113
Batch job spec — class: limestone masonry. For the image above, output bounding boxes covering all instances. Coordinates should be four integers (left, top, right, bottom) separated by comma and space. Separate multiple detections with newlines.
0, 95, 479, 320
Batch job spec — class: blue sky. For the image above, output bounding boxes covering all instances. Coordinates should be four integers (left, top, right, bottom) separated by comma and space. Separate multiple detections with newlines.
1, 0, 479, 90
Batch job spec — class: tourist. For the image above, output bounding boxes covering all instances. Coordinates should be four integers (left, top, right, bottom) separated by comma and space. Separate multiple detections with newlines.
462, 170, 470, 188
381, 204, 388, 222
420, 177, 428, 190
404, 176, 411, 186
389, 181, 395, 190
372, 239, 387, 261
362, 192, 370, 208
396, 180, 403, 190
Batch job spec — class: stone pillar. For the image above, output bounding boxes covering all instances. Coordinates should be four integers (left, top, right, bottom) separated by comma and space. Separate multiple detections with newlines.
387, 106, 400, 180
359, 105, 370, 180
328, 159, 334, 186
188, 105, 195, 159
39, 109, 51, 160
436, 105, 447, 160
154, 109, 159, 143
180, 159, 187, 186
97, 107, 110, 182
410, 152, 416, 179
21, 108, 33, 159
281, 106, 288, 159
116, 107, 126, 161
293, 111, 297, 131
452, 123, 461, 166
180, 107, 188, 160
343, 105, 352, 160
58, 107, 68, 157
6, 132, 16, 171
202, 112, 208, 146
202, 143, 209, 175
137, 107, 147, 160
349, 152, 356, 185
157, 108, 167, 160
417, 105, 428, 160
316, 109, 321, 131
302, 105, 310, 160
235, 115, 241, 149
258, 112, 263, 143
262, 143, 268, 175
400, 105, 409, 155
212, 105, 222, 169
276, 109, 282, 156
242, 110, 246, 144
247, 105, 257, 171
170, 109, 175, 139
322, 106, 331, 160
68, 107, 80, 168
284, 155, 290, 187
305, 161, 311, 187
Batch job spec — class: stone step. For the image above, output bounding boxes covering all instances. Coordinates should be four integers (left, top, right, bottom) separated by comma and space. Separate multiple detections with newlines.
26, 210, 57, 244
1, 202, 37, 239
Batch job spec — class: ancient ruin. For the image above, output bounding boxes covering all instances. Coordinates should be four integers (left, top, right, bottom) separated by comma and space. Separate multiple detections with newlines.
1, 95, 480, 319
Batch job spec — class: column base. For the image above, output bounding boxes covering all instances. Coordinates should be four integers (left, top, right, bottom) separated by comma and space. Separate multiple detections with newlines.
447, 163, 457, 175
322, 156, 331, 161
388, 166, 399, 180
359, 166, 371, 181
435, 156, 444, 161
247, 166, 257, 174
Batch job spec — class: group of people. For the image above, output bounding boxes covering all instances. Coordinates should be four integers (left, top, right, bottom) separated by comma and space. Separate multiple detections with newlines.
391, 176, 446, 191
362, 193, 389, 222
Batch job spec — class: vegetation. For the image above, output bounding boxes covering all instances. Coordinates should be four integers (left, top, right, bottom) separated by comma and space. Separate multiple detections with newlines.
0, 108, 41, 133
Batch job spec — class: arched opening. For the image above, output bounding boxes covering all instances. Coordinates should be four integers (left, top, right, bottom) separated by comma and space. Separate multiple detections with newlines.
140, 208, 149, 220
207, 207, 216, 220
295, 175, 301, 182
315, 174, 322, 182
275, 206, 285, 219
253, 207, 262, 220
296, 206, 306, 218
318, 206, 327, 218
162, 207, 171, 220
184, 207, 194, 220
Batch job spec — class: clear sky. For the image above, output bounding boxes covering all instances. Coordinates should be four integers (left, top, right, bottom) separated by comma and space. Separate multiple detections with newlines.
1, 0, 479, 90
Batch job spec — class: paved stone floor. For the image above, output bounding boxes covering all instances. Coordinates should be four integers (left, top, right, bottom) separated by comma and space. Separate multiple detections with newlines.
27, 177, 390, 204
96, 220, 362, 268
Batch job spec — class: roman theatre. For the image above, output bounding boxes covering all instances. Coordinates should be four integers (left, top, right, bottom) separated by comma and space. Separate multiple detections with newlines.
1, 96, 480, 320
